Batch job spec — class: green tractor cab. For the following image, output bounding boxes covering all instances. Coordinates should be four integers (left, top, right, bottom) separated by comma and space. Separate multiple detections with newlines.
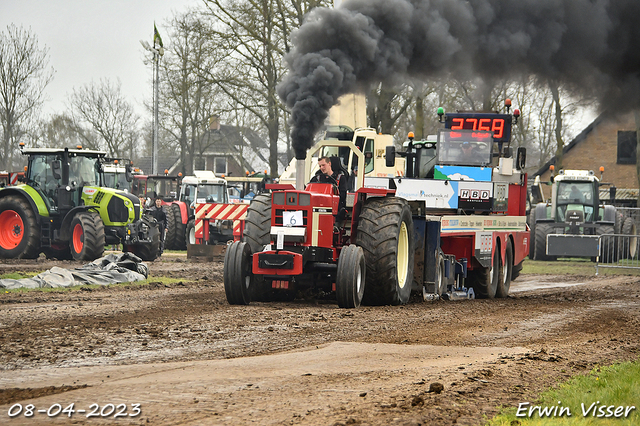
0, 147, 160, 261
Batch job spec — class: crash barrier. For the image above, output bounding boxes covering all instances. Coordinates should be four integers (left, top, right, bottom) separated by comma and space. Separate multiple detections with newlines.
194, 203, 248, 244
596, 233, 640, 275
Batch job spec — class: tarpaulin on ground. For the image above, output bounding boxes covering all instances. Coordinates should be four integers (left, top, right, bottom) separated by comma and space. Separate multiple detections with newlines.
0, 252, 149, 290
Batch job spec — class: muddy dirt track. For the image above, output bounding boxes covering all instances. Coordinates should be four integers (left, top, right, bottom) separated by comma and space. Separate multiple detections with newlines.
1, 254, 639, 425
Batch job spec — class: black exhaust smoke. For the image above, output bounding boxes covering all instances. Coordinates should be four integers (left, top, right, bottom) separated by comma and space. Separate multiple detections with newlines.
278, 0, 640, 159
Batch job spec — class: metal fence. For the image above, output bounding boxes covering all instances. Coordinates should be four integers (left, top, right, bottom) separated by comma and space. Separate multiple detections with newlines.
596, 232, 640, 274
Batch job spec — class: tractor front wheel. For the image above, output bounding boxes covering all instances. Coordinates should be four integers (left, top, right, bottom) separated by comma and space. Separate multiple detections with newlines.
0, 195, 40, 259
224, 241, 253, 305
69, 211, 105, 261
123, 217, 161, 261
186, 219, 196, 245
534, 223, 555, 261
336, 245, 366, 308
356, 197, 414, 305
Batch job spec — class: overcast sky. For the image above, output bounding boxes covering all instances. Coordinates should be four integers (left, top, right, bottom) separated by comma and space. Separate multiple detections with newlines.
0, 0, 201, 118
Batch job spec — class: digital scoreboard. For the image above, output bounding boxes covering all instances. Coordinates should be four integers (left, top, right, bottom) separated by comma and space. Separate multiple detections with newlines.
444, 113, 512, 143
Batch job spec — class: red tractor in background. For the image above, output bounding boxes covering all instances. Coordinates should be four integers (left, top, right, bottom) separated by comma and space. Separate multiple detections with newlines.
132, 171, 187, 250
0, 170, 26, 187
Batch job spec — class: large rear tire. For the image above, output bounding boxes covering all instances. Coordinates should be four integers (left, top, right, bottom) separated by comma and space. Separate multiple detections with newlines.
468, 241, 500, 299
0, 195, 40, 259
336, 245, 366, 308
496, 239, 513, 298
597, 224, 617, 263
164, 204, 177, 250
224, 241, 253, 305
356, 197, 414, 305
621, 217, 637, 259
172, 203, 187, 250
243, 194, 271, 253
242, 194, 272, 301
69, 211, 105, 261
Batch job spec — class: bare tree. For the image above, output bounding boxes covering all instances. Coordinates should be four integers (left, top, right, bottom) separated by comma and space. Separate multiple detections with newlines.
157, 11, 221, 175
0, 24, 54, 169
68, 78, 141, 159
199, 0, 330, 176
29, 113, 95, 149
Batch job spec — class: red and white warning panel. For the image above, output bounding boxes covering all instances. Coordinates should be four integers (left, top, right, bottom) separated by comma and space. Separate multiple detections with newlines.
194, 203, 249, 243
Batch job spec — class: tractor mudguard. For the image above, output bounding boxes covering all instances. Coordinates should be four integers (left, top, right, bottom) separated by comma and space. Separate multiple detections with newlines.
59, 206, 95, 241
0, 186, 49, 220
602, 205, 617, 223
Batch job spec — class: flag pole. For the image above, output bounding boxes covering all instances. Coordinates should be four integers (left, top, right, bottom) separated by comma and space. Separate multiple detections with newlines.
140, 24, 164, 175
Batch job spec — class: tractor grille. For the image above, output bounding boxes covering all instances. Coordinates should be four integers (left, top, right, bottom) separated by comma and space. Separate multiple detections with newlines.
275, 209, 308, 226
107, 196, 129, 223
94, 191, 106, 204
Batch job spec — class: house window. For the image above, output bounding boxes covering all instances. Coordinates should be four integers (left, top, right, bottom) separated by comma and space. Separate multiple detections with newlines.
617, 131, 637, 164
194, 157, 206, 170
215, 157, 227, 175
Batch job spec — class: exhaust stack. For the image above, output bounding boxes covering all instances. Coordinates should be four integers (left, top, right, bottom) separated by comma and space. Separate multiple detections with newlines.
296, 159, 305, 190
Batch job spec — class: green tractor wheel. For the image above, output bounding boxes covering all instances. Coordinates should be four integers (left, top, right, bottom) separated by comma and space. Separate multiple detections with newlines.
70, 211, 106, 261
0, 195, 41, 259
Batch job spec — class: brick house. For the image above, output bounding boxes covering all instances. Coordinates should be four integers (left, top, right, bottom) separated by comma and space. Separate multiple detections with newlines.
533, 111, 639, 205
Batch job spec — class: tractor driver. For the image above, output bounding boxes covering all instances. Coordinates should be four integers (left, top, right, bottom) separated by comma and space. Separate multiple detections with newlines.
569, 185, 584, 203
309, 156, 347, 219
148, 197, 167, 255
459, 141, 477, 163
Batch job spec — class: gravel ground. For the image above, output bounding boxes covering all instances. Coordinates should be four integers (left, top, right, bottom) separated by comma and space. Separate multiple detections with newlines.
1, 254, 639, 425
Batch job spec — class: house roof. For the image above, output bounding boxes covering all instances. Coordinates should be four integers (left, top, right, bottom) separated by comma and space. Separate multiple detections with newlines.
533, 113, 608, 178
201, 125, 287, 173
134, 156, 180, 176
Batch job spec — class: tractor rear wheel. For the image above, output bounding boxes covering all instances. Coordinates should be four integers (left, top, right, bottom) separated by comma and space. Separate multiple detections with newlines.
356, 197, 414, 305
496, 239, 513, 298
164, 204, 177, 250
243, 194, 271, 253
242, 194, 272, 301
336, 245, 366, 308
468, 241, 500, 299
69, 211, 105, 261
0, 195, 40, 259
124, 217, 161, 261
172, 204, 187, 250
597, 224, 616, 263
534, 223, 555, 261
621, 217, 637, 259
224, 241, 253, 305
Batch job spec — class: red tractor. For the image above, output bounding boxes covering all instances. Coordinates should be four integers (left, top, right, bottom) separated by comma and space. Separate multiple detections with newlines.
132, 171, 186, 250
224, 138, 413, 308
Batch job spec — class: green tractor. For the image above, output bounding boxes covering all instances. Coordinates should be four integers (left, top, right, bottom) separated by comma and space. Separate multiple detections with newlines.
529, 169, 637, 261
0, 147, 161, 261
